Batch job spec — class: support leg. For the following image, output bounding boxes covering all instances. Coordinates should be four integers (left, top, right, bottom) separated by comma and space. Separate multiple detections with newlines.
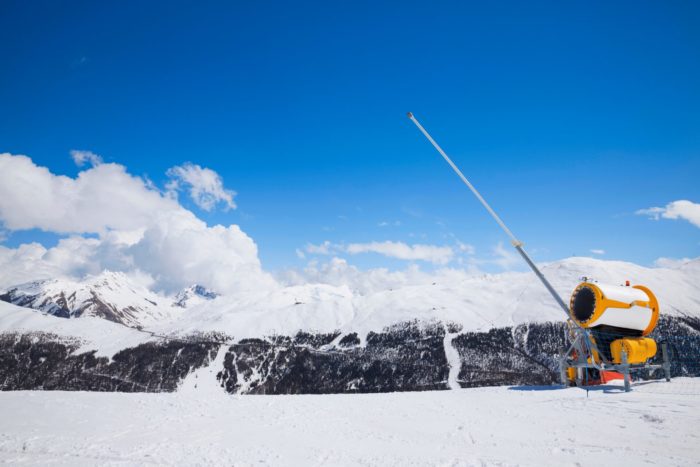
559, 349, 569, 386
661, 343, 671, 382
621, 350, 631, 392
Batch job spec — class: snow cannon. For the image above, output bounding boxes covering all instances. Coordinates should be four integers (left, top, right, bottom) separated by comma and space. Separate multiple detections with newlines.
569, 282, 659, 364
407, 112, 672, 391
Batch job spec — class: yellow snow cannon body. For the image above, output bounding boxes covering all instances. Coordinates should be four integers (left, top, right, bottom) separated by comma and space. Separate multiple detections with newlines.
569, 282, 660, 364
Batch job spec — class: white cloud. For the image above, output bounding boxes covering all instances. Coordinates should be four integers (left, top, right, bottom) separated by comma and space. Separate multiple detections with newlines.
590, 249, 605, 255
166, 163, 236, 212
278, 256, 485, 296
70, 150, 103, 167
305, 241, 334, 255
0, 216, 276, 295
303, 238, 473, 265
637, 200, 700, 228
456, 241, 476, 255
462, 242, 522, 271
0, 153, 180, 234
0, 243, 61, 287
637, 206, 664, 219
345, 241, 454, 265
490, 242, 521, 270
127, 210, 275, 294
0, 153, 274, 294
279, 257, 434, 295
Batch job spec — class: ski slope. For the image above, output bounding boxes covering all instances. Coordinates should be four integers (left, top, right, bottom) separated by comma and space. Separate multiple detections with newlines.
0, 384, 698, 466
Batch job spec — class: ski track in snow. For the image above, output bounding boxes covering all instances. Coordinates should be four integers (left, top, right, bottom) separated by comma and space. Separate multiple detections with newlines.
178, 344, 228, 395
0, 383, 698, 466
443, 331, 461, 390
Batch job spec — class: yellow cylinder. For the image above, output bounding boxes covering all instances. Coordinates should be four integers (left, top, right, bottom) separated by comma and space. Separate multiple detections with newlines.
610, 337, 657, 364
569, 282, 659, 335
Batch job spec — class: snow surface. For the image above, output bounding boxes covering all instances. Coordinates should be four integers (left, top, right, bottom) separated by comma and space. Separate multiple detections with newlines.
178, 344, 228, 394
0, 384, 698, 466
0, 301, 153, 358
443, 331, 462, 390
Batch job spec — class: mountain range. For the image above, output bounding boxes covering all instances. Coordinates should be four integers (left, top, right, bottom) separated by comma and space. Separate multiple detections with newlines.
0, 272, 217, 328
1, 256, 699, 394
1, 256, 700, 336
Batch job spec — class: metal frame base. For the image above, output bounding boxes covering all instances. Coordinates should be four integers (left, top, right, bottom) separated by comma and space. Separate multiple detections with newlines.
559, 333, 672, 392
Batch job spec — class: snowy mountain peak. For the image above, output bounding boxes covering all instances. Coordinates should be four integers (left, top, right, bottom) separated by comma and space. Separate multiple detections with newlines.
173, 285, 218, 308
0, 271, 176, 328
90, 270, 130, 285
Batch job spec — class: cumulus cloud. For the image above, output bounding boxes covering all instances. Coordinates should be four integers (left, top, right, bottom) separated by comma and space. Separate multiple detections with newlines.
166, 163, 236, 212
345, 241, 454, 265
279, 257, 437, 295
127, 209, 275, 294
70, 150, 103, 167
637, 200, 700, 228
0, 153, 181, 234
0, 243, 62, 287
0, 153, 273, 294
590, 249, 605, 255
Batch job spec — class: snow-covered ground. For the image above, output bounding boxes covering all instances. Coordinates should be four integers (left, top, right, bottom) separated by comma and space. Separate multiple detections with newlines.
0, 384, 698, 466
0, 301, 154, 358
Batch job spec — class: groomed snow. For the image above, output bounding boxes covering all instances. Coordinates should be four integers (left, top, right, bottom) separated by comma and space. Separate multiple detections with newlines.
0, 384, 698, 466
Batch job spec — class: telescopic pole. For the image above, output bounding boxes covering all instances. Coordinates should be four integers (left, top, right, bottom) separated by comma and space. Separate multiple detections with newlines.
406, 112, 571, 316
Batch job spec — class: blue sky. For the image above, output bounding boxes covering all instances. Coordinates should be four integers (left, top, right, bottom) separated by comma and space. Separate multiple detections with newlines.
1, 1, 699, 272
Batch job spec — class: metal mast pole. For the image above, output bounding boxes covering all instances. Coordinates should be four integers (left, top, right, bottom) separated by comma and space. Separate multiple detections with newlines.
407, 112, 570, 316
